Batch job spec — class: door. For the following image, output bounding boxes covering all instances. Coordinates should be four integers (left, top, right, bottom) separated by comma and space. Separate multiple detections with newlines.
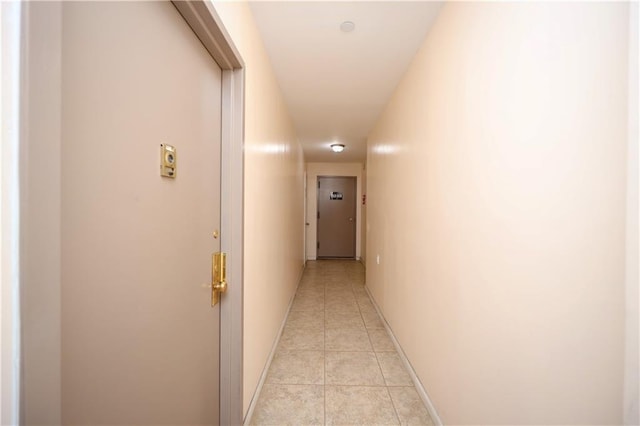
61, 2, 222, 423
317, 176, 357, 258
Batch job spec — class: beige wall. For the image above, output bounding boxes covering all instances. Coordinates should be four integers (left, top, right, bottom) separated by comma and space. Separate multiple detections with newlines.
212, 2, 306, 416
306, 162, 364, 260
367, 2, 633, 424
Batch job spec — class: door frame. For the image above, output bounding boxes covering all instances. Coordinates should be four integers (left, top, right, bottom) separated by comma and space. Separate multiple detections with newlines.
1, 2, 23, 424
305, 164, 363, 261
171, 3, 246, 424
316, 176, 357, 259
303, 171, 308, 264
14, 2, 245, 424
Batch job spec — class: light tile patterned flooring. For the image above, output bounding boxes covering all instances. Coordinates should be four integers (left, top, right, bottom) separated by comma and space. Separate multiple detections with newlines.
249, 260, 434, 426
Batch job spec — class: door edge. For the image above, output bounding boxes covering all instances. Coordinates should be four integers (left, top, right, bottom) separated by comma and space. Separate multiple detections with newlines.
173, 2, 245, 424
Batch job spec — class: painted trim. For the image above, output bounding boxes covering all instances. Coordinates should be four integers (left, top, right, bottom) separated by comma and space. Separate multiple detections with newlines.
220, 68, 245, 426
18, 3, 63, 423
1, 2, 23, 423
303, 171, 308, 262
624, 2, 639, 424
364, 285, 443, 426
172, 2, 246, 424
172, 0, 244, 70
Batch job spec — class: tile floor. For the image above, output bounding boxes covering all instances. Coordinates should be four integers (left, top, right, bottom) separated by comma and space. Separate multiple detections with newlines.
249, 260, 434, 426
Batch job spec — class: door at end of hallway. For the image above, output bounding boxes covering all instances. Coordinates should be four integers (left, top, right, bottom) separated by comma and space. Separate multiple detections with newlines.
317, 176, 356, 258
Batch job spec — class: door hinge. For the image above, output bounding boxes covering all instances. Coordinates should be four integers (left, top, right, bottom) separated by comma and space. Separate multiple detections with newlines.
317, 242, 320, 249
318, 181, 320, 188
317, 211, 320, 219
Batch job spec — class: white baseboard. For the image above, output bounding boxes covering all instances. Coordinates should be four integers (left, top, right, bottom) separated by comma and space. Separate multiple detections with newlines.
243, 265, 306, 425
364, 286, 443, 426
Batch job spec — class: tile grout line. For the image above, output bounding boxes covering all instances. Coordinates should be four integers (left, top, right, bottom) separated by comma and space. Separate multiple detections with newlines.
363, 291, 402, 425
364, 284, 442, 426
253, 262, 411, 425
385, 385, 403, 426
320, 384, 410, 389
324, 274, 327, 426
243, 270, 302, 426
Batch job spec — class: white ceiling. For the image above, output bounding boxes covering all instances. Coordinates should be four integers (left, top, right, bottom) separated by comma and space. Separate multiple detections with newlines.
249, 1, 443, 163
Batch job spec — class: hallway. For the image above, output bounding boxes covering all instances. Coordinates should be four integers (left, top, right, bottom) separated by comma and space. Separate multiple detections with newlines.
5, 1, 638, 425
249, 260, 433, 425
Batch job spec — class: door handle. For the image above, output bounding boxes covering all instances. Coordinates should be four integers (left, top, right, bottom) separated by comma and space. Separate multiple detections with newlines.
212, 252, 227, 306
349, 218, 353, 222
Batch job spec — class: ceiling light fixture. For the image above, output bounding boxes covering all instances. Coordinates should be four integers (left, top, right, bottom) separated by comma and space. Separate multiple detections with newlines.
340, 21, 355, 33
330, 143, 345, 153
